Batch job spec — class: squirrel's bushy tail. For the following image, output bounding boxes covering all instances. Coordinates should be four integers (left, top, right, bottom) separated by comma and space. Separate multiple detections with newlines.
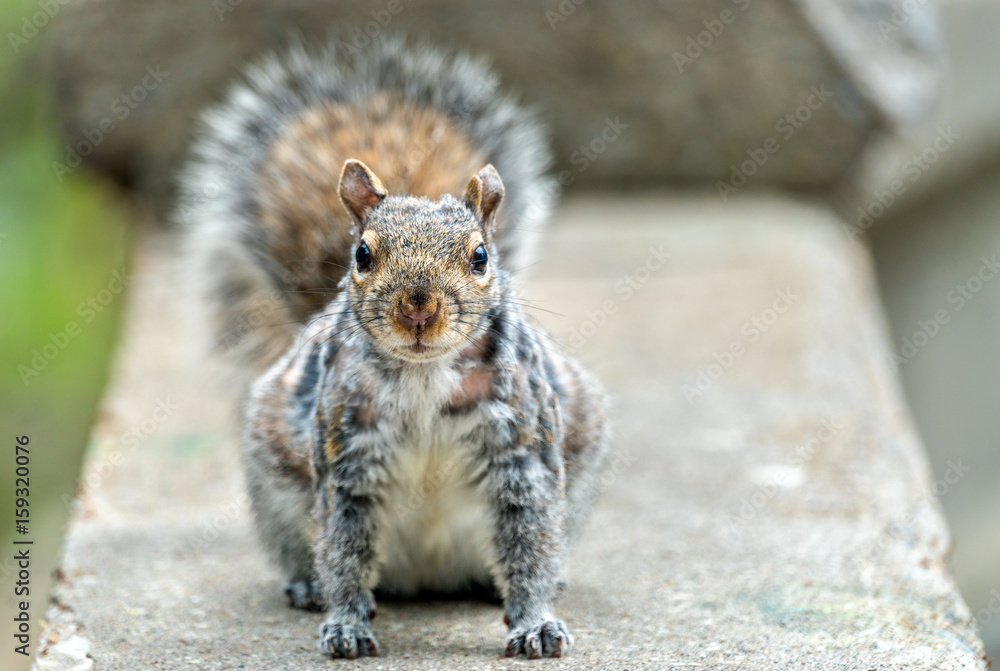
177, 35, 555, 380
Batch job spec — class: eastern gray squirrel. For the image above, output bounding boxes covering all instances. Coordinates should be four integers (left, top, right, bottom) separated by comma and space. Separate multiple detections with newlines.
179, 36, 611, 660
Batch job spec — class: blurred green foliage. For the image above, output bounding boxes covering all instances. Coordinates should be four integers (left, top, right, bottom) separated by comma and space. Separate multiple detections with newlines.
0, 1, 132, 669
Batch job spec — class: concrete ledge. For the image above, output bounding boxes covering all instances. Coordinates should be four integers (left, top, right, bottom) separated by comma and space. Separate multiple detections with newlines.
35, 195, 985, 670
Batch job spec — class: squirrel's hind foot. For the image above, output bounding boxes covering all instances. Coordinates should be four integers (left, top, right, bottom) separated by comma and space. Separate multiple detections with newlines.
284, 578, 326, 612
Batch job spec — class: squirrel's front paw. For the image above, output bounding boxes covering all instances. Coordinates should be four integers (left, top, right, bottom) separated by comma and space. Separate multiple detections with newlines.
319, 621, 380, 659
284, 578, 325, 612
504, 618, 572, 659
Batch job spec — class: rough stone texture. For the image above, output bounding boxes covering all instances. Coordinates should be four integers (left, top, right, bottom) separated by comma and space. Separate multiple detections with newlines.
32, 196, 985, 670
44, 0, 940, 211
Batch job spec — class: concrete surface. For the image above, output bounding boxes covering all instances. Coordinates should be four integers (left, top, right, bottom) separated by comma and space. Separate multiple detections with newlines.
34, 195, 986, 670
43, 0, 940, 210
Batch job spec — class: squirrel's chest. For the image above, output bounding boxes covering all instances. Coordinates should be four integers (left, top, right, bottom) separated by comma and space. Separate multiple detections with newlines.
366, 359, 498, 435
368, 367, 498, 594
373, 424, 496, 594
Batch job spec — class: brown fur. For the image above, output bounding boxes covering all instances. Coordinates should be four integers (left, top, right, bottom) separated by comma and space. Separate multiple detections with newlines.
256, 95, 489, 318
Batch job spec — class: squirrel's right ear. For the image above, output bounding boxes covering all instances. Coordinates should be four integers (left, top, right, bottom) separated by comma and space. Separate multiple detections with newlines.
339, 159, 388, 228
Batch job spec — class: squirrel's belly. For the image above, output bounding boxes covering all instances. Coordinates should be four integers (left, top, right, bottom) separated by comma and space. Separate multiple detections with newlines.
373, 436, 496, 595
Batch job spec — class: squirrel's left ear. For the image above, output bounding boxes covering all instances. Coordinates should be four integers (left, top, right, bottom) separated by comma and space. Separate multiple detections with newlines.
463, 164, 504, 237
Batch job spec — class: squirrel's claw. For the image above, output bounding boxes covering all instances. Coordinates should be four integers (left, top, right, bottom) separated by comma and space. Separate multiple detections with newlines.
319, 622, 380, 659
504, 618, 572, 659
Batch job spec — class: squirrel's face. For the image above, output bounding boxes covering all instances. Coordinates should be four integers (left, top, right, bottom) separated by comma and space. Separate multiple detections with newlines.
338, 160, 505, 363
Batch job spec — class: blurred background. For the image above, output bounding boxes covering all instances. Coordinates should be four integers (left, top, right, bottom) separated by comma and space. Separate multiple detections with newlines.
1, 0, 998, 667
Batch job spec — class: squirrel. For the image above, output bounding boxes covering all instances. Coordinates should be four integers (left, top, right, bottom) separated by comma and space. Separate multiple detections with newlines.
179, 35, 554, 382
178, 36, 611, 660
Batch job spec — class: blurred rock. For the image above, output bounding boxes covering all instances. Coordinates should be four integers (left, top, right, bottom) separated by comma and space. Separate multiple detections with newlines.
838, 0, 1000, 227
43, 0, 941, 213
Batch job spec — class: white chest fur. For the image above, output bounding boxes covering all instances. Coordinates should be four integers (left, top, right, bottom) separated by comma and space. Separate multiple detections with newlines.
370, 363, 498, 595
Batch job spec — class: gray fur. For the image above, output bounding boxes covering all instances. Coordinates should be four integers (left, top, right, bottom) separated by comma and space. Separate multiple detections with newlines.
183, 35, 605, 661
177, 35, 555, 380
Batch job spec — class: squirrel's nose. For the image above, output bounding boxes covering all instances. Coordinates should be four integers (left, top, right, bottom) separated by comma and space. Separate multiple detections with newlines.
398, 297, 440, 329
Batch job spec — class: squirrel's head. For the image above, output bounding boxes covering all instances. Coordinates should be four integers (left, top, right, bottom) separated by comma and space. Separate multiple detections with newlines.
337, 159, 505, 363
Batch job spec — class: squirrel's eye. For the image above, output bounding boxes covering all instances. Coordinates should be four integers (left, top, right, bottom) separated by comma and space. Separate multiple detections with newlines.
355, 242, 372, 272
470, 245, 488, 274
